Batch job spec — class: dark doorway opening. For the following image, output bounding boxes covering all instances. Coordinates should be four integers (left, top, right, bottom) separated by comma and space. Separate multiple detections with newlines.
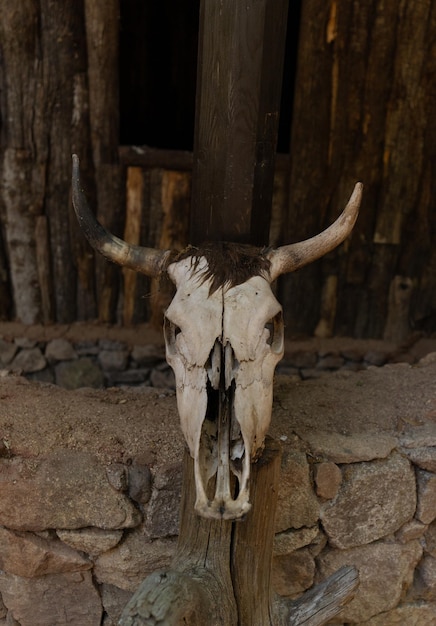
119, 0, 301, 153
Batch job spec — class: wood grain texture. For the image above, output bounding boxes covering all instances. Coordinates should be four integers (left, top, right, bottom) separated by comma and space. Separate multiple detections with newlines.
191, 0, 288, 246
281, 0, 436, 338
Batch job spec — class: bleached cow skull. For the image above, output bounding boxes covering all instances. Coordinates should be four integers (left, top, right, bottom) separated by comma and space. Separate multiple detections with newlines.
72, 155, 362, 520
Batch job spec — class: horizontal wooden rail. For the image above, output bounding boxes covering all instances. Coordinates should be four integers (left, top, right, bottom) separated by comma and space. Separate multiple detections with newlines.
119, 145, 290, 173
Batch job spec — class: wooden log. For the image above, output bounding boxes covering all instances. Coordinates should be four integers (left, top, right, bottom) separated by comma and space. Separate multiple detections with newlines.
120, 438, 358, 626
191, 0, 288, 245
149, 170, 191, 328
123, 168, 144, 326
0, 2, 45, 323
277, 565, 359, 626
0, 229, 11, 320
282, 0, 436, 338
85, 0, 123, 323
35, 216, 54, 324
383, 275, 414, 342
39, 0, 86, 323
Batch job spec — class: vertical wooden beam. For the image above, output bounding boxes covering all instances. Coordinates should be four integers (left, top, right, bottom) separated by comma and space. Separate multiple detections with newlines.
191, 0, 289, 246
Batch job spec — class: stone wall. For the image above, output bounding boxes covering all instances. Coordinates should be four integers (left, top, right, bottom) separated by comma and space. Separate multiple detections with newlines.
1, 331, 435, 391
0, 349, 436, 624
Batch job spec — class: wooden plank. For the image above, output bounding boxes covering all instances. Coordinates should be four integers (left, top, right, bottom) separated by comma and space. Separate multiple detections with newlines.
35, 216, 54, 324
191, 0, 289, 245
119, 145, 291, 173
122, 167, 144, 326
85, 0, 122, 323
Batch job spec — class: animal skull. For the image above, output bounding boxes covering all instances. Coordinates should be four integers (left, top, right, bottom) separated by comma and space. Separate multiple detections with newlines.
72, 155, 362, 520
164, 256, 284, 518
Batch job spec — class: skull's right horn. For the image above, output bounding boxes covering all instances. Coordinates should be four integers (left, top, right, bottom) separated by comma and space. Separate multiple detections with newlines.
267, 183, 363, 281
72, 155, 172, 277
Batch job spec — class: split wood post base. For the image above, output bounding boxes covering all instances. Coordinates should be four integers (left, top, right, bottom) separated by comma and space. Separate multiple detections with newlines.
119, 437, 359, 625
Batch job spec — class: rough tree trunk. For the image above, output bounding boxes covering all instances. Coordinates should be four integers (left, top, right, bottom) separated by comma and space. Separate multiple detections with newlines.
0, 0, 92, 323
119, 439, 359, 625
281, 0, 436, 338
84, 0, 123, 323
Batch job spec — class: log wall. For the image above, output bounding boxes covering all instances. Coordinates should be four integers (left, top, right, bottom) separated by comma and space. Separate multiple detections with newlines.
1, 0, 436, 339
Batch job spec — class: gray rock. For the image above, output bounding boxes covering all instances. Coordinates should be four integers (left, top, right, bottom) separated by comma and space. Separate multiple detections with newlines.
273, 526, 320, 556
105, 463, 129, 492
101, 584, 133, 626
317, 355, 345, 370
13, 337, 37, 349
98, 339, 127, 351
412, 554, 436, 601
359, 603, 436, 625
10, 348, 46, 373
105, 368, 149, 387
55, 357, 104, 389
314, 461, 342, 499
99, 350, 129, 372
45, 338, 77, 362
300, 368, 328, 380
340, 348, 364, 362
94, 530, 176, 592
26, 367, 55, 384
272, 547, 315, 598
150, 366, 175, 389
0, 527, 90, 577
317, 540, 422, 623
396, 519, 428, 543
131, 344, 165, 366
0, 340, 17, 366
147, 463, 182, 538
424, 520, 436, 557
298, 430, 397, 463
400, 423, 436, 448
275, 448, 319, 532
0, 571, 102, 626
128, 462, 152, 505
56, 528, 123, 556
0, 451, 142, 531
364, 350, 388, 366
320, 453, 416, 548
404, 447, 436, 472
286, 350, 317, 369
416, 469, 436, 524
74, 340, 99, 356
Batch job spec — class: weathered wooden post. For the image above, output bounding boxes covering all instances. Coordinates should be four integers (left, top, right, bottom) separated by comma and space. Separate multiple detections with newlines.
117, 2, 359, 625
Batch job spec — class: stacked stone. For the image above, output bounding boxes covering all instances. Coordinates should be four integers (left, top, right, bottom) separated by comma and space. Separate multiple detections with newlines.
272, 430, 436, 624
0, 337, 175, 390
0, 447, 180, 625
2, 335, 436, 391
0, 356, 436, 624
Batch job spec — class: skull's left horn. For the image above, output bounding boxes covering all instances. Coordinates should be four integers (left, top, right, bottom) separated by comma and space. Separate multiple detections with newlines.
267, 182, 363, 281
72, 155, 172, 277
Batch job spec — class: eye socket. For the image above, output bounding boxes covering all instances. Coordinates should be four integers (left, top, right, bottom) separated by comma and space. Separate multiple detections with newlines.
265, 312, 284, 354
164, 316, 181, 355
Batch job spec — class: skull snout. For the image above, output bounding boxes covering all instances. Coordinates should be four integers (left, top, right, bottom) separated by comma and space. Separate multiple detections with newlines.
193, 341, 252, 520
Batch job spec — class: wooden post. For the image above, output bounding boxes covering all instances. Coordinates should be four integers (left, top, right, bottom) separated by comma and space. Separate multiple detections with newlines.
119, 3, 360, 624
119, 440, 358, 625
190, 0, 289, 246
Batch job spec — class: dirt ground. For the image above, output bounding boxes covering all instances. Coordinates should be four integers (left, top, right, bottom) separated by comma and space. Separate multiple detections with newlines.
1, 323, 435, 469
